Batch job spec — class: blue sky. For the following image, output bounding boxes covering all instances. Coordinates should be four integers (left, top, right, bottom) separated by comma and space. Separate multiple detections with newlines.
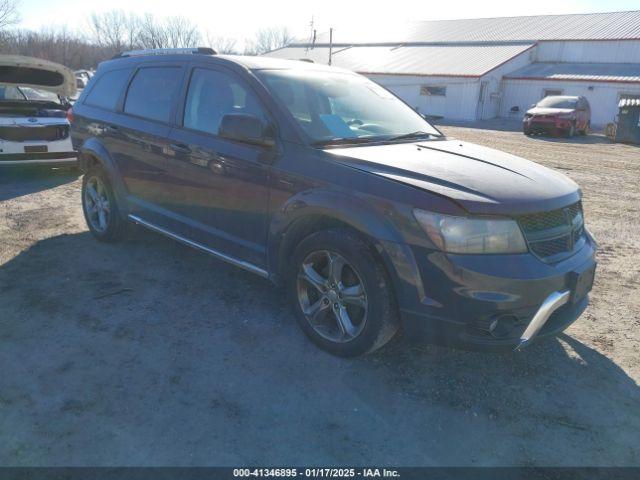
16, 0, 640, 44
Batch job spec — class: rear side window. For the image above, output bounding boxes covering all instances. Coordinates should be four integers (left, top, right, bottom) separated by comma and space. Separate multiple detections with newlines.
124, 67, 182, 123
84, 68, 132, 110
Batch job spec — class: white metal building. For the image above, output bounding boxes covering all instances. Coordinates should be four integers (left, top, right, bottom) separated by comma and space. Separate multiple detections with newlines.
264, 11, 640, 126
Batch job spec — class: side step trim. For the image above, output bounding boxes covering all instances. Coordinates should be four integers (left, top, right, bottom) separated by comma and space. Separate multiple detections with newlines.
128, 214, 269, 278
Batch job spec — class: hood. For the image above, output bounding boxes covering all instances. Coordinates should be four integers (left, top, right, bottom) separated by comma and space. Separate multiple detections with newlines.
526, 107, 574, 116
0, 55, 76, 97
326, 139, 580, 215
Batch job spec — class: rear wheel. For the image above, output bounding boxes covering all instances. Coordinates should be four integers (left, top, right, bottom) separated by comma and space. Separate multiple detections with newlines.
580, 122, 590, 135
288, 229, 398, 357
82, 165, 128, 242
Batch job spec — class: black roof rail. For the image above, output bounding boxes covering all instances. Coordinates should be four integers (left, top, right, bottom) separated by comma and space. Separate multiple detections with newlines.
112, 47, 217, 59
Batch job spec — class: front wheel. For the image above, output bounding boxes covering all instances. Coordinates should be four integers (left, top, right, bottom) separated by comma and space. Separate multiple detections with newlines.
288, 229, 399, 357
566, 124, 576, 137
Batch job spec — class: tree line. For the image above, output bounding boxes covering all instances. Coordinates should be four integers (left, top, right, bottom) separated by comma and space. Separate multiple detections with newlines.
0, 3, 295, 70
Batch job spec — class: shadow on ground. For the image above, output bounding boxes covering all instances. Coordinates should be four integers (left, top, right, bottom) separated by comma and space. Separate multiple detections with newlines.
1, 229, 638, 466
0, 166, 80, 202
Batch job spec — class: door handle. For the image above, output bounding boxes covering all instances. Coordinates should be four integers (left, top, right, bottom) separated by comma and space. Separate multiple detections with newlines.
170, 143, 191, 154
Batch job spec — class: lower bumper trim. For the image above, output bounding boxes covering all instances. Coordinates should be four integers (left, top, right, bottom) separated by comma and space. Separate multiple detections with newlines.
0, 152, 78, 163
516, 290, 570, 350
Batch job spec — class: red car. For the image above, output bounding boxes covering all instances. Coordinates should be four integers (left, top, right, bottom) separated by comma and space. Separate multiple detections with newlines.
523, 95, 591, 137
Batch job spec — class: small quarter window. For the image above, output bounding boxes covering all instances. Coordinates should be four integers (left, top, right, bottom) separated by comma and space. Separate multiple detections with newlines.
84, 68, 132, 111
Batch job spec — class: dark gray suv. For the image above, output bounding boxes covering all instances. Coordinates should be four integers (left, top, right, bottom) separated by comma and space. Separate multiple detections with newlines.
69, 48, 596, 357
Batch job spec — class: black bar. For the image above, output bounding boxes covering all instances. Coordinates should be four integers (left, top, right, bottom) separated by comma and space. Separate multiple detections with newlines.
0, 468, 639, 480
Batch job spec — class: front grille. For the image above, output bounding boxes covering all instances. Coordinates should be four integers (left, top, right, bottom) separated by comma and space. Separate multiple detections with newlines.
0, 125, 69, 142
517, 201, 585, 261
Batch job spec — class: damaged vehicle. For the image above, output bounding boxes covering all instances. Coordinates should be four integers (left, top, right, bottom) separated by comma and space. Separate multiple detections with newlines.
70, 49, 597, 357
0, 55, 77, 166
523, 95, 591, 137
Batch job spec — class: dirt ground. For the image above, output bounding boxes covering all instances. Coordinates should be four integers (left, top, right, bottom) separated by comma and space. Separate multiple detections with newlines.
1, 122, 638, 466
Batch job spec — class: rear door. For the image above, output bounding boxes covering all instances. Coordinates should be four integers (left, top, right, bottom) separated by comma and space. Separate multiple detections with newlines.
161, 64, 274, 268
108, 63, 186, 224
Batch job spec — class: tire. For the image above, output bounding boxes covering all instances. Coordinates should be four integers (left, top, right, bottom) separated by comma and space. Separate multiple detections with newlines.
580, 122, 590, 136
81, 165, 128, 242
287, 228, 399, 357
566, 124, 576, 138
523, 127, 532, 136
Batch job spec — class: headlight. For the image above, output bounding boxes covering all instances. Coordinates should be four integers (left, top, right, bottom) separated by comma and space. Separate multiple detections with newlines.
413, 209, 528, 254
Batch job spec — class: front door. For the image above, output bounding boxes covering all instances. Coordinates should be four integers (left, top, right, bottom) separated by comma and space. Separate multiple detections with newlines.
162, 65, 274, 268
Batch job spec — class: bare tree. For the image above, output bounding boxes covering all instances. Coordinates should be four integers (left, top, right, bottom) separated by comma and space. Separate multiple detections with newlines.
0, 28, 110, 69
0, 9, 297, 70
204, 31, 238, 54
164, 16, 201, 48
0, 0, 19, 30
244, 26, 294, 55
88, 10, 141, 55
137, 13, 167, 49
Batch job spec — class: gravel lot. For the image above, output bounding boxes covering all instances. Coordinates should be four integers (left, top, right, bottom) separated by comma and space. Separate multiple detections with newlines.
1, 122, 638, 466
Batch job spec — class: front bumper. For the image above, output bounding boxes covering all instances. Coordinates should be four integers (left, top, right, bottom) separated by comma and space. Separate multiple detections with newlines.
381, 233, 597, 352
524, 118, 573, 133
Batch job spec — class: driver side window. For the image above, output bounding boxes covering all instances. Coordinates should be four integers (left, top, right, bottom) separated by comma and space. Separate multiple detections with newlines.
183, 68, 267, 136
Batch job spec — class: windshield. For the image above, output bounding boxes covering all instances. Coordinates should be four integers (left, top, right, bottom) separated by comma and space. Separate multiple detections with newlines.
257, 69, 441, 145
19, 87, 61, 103
0, 86, 60, 103
537, 97, 578, 109
0, 86, 27, 101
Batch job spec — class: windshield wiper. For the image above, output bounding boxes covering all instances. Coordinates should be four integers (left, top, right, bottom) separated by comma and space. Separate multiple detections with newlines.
311, 136, 384, 147
388, 131, 436, 141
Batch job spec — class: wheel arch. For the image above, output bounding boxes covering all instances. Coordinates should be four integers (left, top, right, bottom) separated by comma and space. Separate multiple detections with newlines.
78, 138, 128, 216
268, 190, 406, 290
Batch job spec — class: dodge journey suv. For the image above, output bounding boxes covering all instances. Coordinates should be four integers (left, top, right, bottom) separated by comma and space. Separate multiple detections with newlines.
70, 48, 596, 357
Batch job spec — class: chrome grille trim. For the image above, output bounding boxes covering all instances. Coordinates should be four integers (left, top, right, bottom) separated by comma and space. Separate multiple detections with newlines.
516, 201, 585, 261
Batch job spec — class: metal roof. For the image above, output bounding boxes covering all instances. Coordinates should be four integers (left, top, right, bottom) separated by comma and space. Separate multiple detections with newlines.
505, 62, 640, 83
264, 44, 534, 77
298, 11, 640, 45
619, 98, 640, 107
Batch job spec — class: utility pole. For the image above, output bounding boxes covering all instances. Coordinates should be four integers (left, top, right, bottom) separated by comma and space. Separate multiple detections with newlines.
328, 27, 333, 65
307, 15, 315, 52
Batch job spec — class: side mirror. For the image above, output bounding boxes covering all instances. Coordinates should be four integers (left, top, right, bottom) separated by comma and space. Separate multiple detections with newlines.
219, 113, 275, 148
530, 104, 536, 108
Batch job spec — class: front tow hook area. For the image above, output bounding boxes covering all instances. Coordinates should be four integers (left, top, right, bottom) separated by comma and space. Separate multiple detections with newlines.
515, 290, 571, 351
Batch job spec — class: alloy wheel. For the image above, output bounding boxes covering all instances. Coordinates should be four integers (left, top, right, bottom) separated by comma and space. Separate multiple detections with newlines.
84, 176, 111, 233
296, 250, 368, 343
